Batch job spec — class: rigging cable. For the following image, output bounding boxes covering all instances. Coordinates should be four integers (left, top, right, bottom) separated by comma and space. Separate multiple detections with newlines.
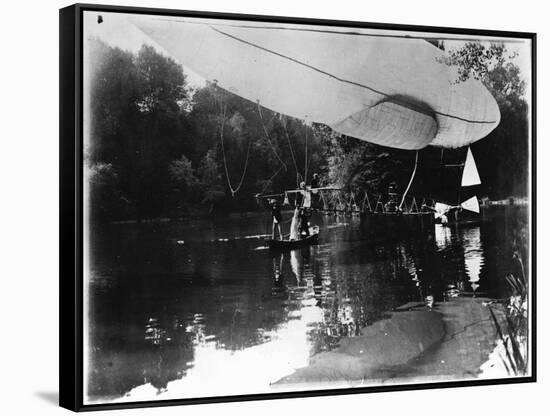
219, 102, 252, 197
399, 150, 419, 210
304, 120, 308, 182
256, 101, 287, 171
281, 117, 301, 186
259, 165, 286, 195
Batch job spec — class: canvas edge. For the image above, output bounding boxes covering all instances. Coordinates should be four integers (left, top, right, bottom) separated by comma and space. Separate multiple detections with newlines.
60, 4, 85, 412
59, 2, 538, 412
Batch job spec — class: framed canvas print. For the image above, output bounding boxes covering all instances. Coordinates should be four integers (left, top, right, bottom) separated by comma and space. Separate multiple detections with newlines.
59, 3, 536, 411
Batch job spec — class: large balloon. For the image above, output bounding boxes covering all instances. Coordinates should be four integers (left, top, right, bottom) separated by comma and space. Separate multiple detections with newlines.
133, 17, 500, 150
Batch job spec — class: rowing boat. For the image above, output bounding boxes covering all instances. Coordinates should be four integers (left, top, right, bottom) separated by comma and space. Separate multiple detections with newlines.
266, 228, 319, 250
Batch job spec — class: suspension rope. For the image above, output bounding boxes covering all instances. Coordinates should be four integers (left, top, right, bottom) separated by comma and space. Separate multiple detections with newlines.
304, 120, 308, 182
399, 150, 419, 210
281, 117, 300, 186
411, 196, 416, 212
256, 101, 287, 171
259, 165, 285, 195
362, 192, 372, 212
219, 102, 252, 197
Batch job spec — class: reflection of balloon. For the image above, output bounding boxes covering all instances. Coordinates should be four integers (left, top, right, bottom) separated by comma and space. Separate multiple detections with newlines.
134, 18, 500, 150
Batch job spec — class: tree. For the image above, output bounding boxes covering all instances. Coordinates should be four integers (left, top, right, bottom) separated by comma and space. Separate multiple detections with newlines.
168, 155, 198, 215
87, 39, 139, 165
197, 149, 225, 213
86, 39, 329, 220
87, 39, 194, 220
316, 123, 411, 197
441, 41, 529, 198
134, 44, 188, 114
189, 82, 326, 209
439, 42, 507, 82
169, 155, 197, 188
88, 163, 127, 221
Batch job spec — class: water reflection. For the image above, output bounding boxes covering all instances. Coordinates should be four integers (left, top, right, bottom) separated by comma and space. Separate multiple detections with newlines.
87, 210, 515, 403
434, 224, 452, 250
461, 226, 484, 294
144, 318, 168, 345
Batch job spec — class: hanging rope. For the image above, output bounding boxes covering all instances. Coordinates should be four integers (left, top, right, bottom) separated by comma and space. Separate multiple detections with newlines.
218, 102, 252, 197
281, 117, 300, 186
350, 192, 358, 212
259, 165, 285, 195
256, 101, 287, 171
336, 192, 344, 212
304, 120, 308, 182
410, 197, 419, 213
399, 150, 419, 210
321, 191, 328, 210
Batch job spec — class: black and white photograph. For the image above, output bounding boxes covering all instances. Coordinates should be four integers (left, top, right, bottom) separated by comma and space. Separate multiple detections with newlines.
72, 5, 534, 408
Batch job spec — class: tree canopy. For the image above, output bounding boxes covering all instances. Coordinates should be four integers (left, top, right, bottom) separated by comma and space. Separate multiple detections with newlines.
86, 38, 530, 222
445, 42, 529, 199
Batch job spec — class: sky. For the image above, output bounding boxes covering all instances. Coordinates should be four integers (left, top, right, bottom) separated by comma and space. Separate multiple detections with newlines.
84, 11, 206, 86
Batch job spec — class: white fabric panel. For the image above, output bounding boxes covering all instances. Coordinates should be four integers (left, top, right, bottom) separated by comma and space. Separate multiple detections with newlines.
133, 18, 501, 149
461, 196, 480, 213
461, 147, 482, 186
332, 100, 438, 149
435, 202, 452, 214
289, 208, 300, 240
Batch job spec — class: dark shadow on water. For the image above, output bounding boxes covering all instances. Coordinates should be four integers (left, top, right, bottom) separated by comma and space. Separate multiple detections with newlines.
35, 391, 58, 406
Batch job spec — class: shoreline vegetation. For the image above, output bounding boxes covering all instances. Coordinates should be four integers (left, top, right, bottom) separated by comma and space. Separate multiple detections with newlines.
86, 37, 528, 225
107, 197, 528, 225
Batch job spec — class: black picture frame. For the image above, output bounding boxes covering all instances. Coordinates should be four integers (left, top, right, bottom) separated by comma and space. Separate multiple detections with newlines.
60, 3, 537, 412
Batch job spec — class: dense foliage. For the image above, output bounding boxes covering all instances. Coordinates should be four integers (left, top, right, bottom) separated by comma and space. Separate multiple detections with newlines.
321, 40, 530, 203
86, 39, 325, 221
86, 38, 529, 222
455, 43, 530, 199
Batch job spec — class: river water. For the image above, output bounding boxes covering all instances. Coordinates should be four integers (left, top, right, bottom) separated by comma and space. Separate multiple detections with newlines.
85, 205, 528, 403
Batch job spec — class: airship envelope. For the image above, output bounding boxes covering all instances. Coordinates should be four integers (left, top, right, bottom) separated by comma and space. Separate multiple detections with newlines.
133, 18, 501, 150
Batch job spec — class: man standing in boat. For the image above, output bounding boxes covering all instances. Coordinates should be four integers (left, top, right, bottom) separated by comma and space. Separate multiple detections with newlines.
269, 198, 284, 241
298, 181, 312, 237
310, 173, 320, 209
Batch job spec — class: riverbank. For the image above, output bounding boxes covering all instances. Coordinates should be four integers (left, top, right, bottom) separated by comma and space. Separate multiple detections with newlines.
109, 209, 269, 225
273, 297, 507, 388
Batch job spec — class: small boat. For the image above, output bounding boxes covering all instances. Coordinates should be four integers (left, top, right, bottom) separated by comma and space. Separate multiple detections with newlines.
266, 227, 320, 250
